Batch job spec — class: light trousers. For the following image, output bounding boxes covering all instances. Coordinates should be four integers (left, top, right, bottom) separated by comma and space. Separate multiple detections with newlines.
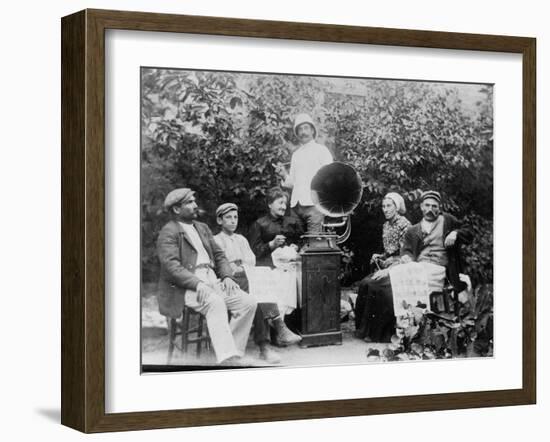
292, 203, 325, 233
184, 268, 257, 363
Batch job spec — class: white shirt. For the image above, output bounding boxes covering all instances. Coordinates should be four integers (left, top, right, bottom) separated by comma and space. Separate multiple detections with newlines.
214, 231, 256, 267
287, 139, 333, 207
421, 219, 436, 234
178, 222, 211, 265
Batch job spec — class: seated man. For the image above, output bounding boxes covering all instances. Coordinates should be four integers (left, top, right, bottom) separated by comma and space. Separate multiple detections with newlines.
214, 203, 301, 364
156, 188, 257, 366
357, 190, 473, 342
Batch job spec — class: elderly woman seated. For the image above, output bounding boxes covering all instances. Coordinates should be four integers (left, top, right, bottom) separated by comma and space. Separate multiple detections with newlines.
354, 192, 411, 342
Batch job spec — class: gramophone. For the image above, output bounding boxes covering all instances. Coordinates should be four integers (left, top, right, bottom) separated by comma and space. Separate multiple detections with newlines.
297, 162, 363, 347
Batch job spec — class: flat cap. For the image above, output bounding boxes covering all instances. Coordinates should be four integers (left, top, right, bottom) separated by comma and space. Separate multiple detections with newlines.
216, 202, 238, 218
163, 188, 195, 211
420, 190, 441, 204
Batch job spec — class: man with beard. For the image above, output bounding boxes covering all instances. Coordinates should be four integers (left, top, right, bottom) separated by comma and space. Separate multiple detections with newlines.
156, 188, 257, 366
276, 113, 333, 233
357, 190, 473, 343
399, 190, 473, 292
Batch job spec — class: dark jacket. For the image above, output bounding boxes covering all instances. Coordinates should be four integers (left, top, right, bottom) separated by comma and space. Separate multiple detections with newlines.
248, 214, 303, 267
156, 220, 233, 318
401, 213, 473, 292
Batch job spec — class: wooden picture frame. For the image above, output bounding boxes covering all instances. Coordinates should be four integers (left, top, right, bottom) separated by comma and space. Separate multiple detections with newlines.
61, 8, 536, 433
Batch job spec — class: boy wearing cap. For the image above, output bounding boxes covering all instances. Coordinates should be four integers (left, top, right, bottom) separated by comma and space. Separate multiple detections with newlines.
213, 203, 256, 277
214, 203, 301, 363
156, 188, 257, 366
276, 113, 333, 233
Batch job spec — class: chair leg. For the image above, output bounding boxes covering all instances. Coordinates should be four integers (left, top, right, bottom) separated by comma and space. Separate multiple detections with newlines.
196, 315, 205, 358
182, 308, 190, 354
453, 291, 461, 315
167, 318, 176, 364
177, 307, 211, 360
443, 291, 451, 313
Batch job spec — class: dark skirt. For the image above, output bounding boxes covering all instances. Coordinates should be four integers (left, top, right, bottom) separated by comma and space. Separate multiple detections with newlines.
354, 274, 395, 343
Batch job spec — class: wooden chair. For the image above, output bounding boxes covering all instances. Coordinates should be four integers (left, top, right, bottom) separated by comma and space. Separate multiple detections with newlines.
429, 284, 460, 315
167, 306, 211, 364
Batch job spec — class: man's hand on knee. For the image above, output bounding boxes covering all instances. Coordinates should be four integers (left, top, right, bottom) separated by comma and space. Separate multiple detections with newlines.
196, 282, 215, 305
221, 277, 239, 297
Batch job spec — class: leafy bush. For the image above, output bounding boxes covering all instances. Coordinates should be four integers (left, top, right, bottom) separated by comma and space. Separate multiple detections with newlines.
141, 69, 493, 286
366, 284, 494, 362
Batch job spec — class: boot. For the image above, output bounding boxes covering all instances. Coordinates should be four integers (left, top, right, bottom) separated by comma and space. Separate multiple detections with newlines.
272, 317, 302, 346
259, 343, 281, 364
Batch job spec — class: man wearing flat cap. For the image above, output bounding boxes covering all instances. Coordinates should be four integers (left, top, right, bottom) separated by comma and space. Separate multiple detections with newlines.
276, 113, 333, 233
357, 190, 473, 343
400, 190, 473, 291
156, 188, 257, 365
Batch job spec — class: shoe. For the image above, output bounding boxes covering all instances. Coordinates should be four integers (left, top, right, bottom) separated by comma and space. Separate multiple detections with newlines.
219, 355, 255, 367
237, 355, 257, 366
272, 317, 302, 346
259, 345, 281, 364
219, 355, 240, 366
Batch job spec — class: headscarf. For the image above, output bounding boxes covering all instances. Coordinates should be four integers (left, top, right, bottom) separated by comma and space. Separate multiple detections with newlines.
384, 192, 406, 215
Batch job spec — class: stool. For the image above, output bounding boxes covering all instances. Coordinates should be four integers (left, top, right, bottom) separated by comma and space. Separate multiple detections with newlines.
167, 306, 211, 364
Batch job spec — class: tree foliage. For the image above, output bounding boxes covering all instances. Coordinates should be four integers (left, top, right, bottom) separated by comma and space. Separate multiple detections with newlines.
141, 69, 493, 285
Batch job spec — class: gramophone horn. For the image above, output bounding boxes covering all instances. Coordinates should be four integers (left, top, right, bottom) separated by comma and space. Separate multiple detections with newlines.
310, 162, 363, 218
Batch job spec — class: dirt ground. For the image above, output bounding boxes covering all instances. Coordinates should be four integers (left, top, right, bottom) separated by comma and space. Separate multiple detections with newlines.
141, 284, 388, 369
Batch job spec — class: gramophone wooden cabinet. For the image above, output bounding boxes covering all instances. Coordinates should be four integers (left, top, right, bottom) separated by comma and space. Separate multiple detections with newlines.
298, 248, 343, 347
295, 161, 362, 347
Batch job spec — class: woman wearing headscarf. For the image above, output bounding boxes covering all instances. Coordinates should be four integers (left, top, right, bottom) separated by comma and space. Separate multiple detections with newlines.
370, 192, 411, 270
354, 192, 411, 342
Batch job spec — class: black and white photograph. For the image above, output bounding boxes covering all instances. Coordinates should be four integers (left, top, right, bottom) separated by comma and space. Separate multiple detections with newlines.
140, 67, 494, 371
2, 0, 545, 436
